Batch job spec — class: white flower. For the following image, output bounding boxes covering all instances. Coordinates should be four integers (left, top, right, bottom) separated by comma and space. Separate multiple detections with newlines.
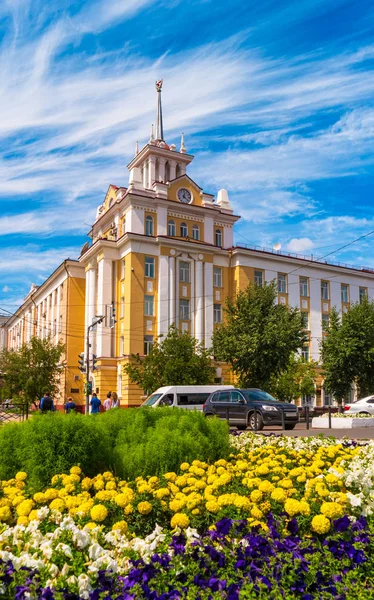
37, 507, 50, 520
88, 543, 105, 561
55, 543, 73, 559
73, 529, 90, 549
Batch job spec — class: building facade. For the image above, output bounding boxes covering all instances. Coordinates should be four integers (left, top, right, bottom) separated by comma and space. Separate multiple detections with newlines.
79, 82, 374, 408
5, 260, 85, 406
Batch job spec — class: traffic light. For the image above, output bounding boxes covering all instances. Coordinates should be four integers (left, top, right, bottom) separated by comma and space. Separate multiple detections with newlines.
84, 381, 92, 395
109, 301, 117, 328
78, 352, 85, 373
92, 354, 98, 371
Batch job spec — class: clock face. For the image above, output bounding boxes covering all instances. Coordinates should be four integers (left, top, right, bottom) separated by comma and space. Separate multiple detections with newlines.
178, 188, 192, 204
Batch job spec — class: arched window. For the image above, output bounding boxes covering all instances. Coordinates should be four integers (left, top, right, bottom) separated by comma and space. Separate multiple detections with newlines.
168, 220, 176, 236
180, 223, 188, 237
145, 216, 154, 236
192, 225, 200, 240
215, 229, 222, 246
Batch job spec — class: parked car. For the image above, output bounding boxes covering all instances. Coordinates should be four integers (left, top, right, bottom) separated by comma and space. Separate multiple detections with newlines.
141, 385, 234, 411
344, 395, 374, 416
203, 388, 299, 430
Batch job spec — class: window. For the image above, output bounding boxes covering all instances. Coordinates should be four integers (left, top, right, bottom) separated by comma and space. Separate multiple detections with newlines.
360, 287, 368, 304
144, 295, 154, 316
254, 270, 263, 287
121, 260, 125, 280
145, 257, 155, 278
145, 216, 154, 236
213, 267, 222, 287
59, 315, 63, 334
144, 335, 154, 355
119, 336, 124, 355
300, 277, 309, 297
120, 297, 125, 319
215, 229, 222, 247
179, 299, 190, 320
278, 273, 287, 293
230, 391, 245, 403
180, 222, 188, 237
301, 346, 310, 361
60, 284, 64, 302
322, 313, 329, 331
179, 261, 190, 283
301, 312, 309, 329
321, 281, 329, 300
213, 304, 222, 323
218, 391, 231, 402
192, 225, 200, 240
341, 284, 349, 303
168, 220, 176, 236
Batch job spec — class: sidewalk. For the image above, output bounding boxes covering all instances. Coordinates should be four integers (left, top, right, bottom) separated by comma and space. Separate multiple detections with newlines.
255, 422, 374, 440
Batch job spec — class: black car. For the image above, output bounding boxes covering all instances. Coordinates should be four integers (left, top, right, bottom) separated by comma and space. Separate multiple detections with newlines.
203, 388, 299, 430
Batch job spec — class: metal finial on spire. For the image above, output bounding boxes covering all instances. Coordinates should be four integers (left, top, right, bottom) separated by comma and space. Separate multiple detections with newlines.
180, 131, 186, 154
135, 140, 139, 155
155, 79, 164, 141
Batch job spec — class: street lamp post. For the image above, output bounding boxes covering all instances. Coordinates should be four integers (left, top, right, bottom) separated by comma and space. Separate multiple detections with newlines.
85, 316, 104, 415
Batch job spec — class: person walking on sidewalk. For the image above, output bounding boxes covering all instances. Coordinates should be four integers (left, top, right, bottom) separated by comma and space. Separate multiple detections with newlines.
90, 393, 101, 414
103, 392, 112, 411
40, 392, 55, 413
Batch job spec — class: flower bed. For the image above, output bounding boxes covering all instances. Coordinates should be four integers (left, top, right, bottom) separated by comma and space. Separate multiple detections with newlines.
1, 433, 374, 598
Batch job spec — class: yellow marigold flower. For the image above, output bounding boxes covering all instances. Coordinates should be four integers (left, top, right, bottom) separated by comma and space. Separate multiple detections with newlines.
258, 480, 274, 494
164, 472, 177, 482
44, 488, 59, 500
215, 459, 227, 467
171, 513, 190, 529
15, 472, 27, 481
137, 501, 153, 515
16, 499, 34, 517
250, 490, 263, 503
50, 498, 66, 512
90, 504, 108, 522
102, 471, 114, 481
12, 495, 25, 507
29, 510, 39, 521
192, 508, 200, 515
206, 499, 220, 513
271, 488, 287, 503
207, 475, 216, 485
33, 492, 46, 504
153, 488, 170, 500
149, 476, 159, 486
169, 499, 185, 512
284, 499, 302, 517
70, 466, 82, 475
194, 480, 206, 490
15, 481, 25, 490
279, 479, 293, 489
180, 463, 190, 472
95, 490, 117, 502
124, 504, 133, 515
94, 479, 105, 491
234, 496, 251, 511
251, 506, 263, 519
17, 516, 29, 526
0, 506, 11, 522
64, 484, 75, 493
260, 501, 271, 514
137, 483, 152, 494
114, 489, 134, 507
81, 478, 92, 491
299, 501, 311, 516
84, 522, 98, 530
311, 514, 330, 534
255, 464, 270, 476
320, 502, 344, 520
112, 520, 128, 533
175, 476, 187, 488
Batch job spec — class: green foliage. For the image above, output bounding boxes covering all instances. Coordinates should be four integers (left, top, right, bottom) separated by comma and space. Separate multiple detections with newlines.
124, 325, 215, 394
269, 355, 318, 402
0, 407, 230, 490
0, 337, 65, 405
321, 300, 374, 401
213, 282, 306, 389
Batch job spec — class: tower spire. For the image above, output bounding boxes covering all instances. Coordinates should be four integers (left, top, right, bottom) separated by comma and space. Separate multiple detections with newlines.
155, 79, 164, 141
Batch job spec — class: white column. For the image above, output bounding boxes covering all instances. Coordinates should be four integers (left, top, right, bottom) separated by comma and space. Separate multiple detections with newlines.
190, 259, 195, 337
159, 157, 166, 182
158, 255, 169, 337
149, 156, 156, 188
46, 295, 51, 339
169, 160, 176, 181
143, 161, 148, 188
37, 303, 41, 339
175, 258, 180, 327
55, 287, 61, 344
288, 274, 300, 309
204, 216, 214, 244
85, 267, 97, 332
204, 263, 214, 347
157, 206, 167, 236
195, 260, 204, 343
169, 256, 175, 326
310, 279, 322, 362
97, 257, 113, 357
223, 225, 233, 249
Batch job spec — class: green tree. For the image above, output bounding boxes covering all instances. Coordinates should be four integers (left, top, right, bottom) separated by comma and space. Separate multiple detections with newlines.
270, 355, 318, 402
321, 299, 374, 403
0, 337, 65, 406
212, 282, 306, 389
124, 325, 215, 394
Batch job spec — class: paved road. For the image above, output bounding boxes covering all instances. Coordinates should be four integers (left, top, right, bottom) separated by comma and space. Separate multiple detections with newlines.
243, 422, 374, 440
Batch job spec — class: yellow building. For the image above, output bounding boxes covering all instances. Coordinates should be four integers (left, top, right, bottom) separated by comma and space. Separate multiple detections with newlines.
5, 260, 86, 409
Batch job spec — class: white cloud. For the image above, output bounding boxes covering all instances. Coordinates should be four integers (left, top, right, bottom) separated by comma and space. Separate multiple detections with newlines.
286, 237, 314, 252
2, 285, 10, 293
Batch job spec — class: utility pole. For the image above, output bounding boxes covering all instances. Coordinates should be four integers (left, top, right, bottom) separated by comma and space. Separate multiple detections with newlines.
83, 315, 105, 415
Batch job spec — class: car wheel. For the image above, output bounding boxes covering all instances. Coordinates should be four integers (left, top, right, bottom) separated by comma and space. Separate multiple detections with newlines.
236, 424, 247, 431
358, 412, 371, 416
285, 424, 296, 430
248, 412, 264, 431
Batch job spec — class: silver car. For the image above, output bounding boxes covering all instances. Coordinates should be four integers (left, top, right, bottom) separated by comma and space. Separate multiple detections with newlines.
344, 395, 374, 416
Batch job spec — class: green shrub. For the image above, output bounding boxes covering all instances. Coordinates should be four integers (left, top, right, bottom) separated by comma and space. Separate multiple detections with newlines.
0, 407, 230, 489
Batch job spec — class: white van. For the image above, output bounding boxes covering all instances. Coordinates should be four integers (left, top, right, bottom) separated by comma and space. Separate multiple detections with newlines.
141, 385, 234, 411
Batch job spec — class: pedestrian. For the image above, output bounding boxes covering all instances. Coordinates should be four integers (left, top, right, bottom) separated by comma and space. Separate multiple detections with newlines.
103, 392, 112, 411
40, 392, 55, 413
111, 392, 119, 409
64, 397, 76, 413
90, 392, 101, 414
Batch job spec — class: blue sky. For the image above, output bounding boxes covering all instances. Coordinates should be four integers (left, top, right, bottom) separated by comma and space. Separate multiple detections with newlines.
0, 0, 373, 311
